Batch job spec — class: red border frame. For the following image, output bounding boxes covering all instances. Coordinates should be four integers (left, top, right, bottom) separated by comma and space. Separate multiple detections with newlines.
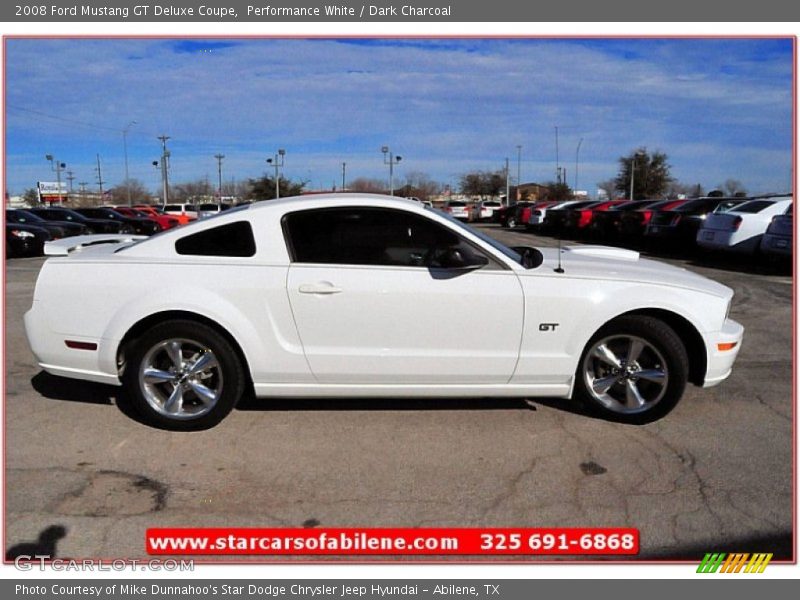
2, 33, 796, 567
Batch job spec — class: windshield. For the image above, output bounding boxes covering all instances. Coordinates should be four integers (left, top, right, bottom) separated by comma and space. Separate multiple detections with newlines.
435, 209, 522, 265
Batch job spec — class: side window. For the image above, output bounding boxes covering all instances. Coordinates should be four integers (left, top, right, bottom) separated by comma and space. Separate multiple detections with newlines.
175, 221, 256, 257
284, 207, 495, 268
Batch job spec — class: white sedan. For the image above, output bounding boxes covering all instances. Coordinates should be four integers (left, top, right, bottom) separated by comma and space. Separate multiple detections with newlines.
697, 196, 792, 254
24, 194, 743, 430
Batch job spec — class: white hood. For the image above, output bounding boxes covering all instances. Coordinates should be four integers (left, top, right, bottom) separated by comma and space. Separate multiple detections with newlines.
533, 245, 732, 299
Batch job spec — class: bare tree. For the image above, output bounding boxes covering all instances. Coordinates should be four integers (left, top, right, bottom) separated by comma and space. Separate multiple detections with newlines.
348, 178, 386, 194
107, 179, 151, 205
721, 179, 747, 197
597, 179, 617, 200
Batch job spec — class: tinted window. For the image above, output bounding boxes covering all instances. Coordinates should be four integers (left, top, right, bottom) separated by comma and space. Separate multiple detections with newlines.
732, 200, 775, 214
447, 201, 466, 207
175, 221, 256, 257
284, 207, 488, 268
164, 204, 182, 211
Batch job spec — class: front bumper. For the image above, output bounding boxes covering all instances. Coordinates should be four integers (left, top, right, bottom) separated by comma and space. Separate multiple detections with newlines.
702, 318, 744, 387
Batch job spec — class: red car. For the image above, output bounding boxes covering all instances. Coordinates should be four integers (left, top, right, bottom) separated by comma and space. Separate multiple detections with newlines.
618, 199, 688, 238
131, 205, 186, 228
564, 200, 627, 234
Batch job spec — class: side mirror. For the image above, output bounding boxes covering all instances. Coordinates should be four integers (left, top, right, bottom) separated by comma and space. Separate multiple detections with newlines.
431, 247, 489, 270
510, 246, 544, 269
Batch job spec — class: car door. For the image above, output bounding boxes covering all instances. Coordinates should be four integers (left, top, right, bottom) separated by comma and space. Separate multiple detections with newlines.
284, 206, 524, 384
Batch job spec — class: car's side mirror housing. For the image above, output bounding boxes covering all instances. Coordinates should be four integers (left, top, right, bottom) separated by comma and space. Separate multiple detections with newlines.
510, 246, 544, 269
433, 247, 489, 270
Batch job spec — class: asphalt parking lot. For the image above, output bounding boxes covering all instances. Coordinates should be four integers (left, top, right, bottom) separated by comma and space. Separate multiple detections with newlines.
4, 224, 793, 561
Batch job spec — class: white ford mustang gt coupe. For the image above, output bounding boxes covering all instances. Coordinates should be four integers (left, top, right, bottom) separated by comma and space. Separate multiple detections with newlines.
24, 194, 743, 429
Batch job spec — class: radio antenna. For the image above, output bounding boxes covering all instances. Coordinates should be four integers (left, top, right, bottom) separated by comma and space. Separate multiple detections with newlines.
554, 237, 565, 273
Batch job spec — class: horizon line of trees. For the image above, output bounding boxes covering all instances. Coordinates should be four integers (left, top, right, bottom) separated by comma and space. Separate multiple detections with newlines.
14, 149, 755, 206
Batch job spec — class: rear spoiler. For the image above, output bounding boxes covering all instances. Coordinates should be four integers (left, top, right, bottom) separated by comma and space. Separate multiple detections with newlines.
44, 234, 148, 256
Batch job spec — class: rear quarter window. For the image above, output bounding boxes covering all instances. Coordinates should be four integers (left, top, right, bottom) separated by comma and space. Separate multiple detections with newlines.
175, 221, 256, 257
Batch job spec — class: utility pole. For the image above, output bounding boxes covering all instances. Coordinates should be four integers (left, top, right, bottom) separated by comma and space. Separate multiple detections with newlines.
123, 121, 136, 205
214, 154, 225, 206
516, 145, 522, 201
158, 135, 171, 205
504, 157, 510, 205
630, 155, 636, 201
341, 162, 347, 192
575, 138, 583, 193
66, 170, 75, 192
95, 154, 105, 200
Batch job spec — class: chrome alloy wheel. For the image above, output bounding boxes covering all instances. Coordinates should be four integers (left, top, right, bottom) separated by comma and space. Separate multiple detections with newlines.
138, 338, 223, 420
581, 334, 668, 415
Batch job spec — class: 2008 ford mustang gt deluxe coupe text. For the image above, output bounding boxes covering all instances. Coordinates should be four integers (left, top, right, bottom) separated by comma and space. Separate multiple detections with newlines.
24, 194, 743, 430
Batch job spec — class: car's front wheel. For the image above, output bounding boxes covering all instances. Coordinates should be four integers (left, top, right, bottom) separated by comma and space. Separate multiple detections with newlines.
573, 315, 689, 424
122, 320, 245, 430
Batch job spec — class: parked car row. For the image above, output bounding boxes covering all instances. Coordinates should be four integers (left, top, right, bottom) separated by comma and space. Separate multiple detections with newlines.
516, 194, 792, 259
5, 204, 199, 258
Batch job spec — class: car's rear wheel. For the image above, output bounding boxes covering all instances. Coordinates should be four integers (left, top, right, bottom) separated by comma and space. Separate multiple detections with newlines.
573, 315, 688, 424
122, 320, 245, 430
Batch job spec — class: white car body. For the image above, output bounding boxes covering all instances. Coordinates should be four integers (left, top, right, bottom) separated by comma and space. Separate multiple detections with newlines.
443, 202, 470, 220
25, 194, 743, 428
697, 197, 792, 254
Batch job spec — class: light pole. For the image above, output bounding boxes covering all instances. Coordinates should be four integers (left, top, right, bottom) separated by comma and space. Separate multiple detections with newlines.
214, 154, 225, 206
381, 146, 402, 196
629, 152, 646, 201
157, 135, 171, 205
45, 154, 66, 204
342, 162, 347, 192
504, 158, 510, 205
123, 120, 136, 205
266, 149, 286, 199
516, 145, 522, 201
574, 137, 583, 193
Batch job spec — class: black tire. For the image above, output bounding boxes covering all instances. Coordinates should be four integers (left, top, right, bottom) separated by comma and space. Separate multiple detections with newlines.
573, 315, 689, 424
121, 320, 245, 430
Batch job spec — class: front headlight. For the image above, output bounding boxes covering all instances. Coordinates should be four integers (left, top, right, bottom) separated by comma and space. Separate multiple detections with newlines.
11, 230, 35, 239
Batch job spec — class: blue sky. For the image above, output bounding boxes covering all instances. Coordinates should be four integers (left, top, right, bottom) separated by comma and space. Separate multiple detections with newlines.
4, 37, 794, 196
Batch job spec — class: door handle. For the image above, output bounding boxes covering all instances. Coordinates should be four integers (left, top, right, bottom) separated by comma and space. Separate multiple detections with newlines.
298, 283, 343, 295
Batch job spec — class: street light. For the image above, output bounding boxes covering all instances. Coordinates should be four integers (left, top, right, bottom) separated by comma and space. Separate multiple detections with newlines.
266, 148, 286, 199
123, 121, 137, 206
381, 146, 402, 196
574, 137, 583, 194
516, 145, 522, 202
45, 154, 66, 204
630, 150, 645, 201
